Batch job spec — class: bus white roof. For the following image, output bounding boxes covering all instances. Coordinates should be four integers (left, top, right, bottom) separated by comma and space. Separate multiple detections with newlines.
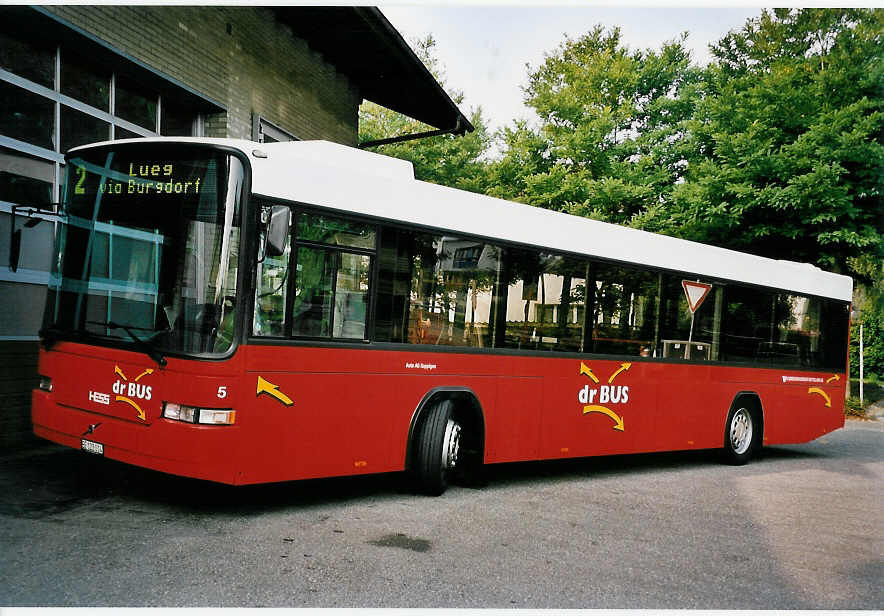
73, 137, 854, 302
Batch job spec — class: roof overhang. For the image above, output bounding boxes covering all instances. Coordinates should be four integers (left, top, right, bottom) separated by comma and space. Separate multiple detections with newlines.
272, 7, 473, 135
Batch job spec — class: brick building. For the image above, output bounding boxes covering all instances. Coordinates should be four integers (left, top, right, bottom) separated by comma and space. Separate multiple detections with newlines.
0, 6, 471, 448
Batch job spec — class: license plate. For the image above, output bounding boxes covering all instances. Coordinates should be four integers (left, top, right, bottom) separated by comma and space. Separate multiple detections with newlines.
81, 439, 104, 455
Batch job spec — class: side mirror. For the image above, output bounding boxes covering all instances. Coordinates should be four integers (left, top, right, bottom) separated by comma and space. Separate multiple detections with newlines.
9, 228, 22, 273
266, 205, 290, 257
8, 216, 40, 272
258, 205, 290, 262
8, 205, 62, 272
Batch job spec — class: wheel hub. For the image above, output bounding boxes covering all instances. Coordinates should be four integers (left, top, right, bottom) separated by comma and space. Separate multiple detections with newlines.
442, 418, 462, 470
730, 408, 753, 455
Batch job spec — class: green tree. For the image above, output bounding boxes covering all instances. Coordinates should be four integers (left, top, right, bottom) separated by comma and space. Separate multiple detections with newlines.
486, 26, 704, 225
849, 256, 884, 380
641, 9, 883, 280
358, 35, 491, 193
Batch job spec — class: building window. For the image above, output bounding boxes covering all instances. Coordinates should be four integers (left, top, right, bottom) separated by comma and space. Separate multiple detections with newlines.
0, 26, 209, 339
60, 106, 110, 153
60, 50, 109, 111
252, 114, 298, 143
0, 147, 54, 206
0, 81, 56, 151
115, 75, 158, 131
0, 30, 55, 88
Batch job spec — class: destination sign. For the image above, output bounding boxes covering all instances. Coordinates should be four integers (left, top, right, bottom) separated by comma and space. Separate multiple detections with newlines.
74, 161, 205, 197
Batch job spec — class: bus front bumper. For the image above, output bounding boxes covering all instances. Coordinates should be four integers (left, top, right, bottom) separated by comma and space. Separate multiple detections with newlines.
31, 390, 242, 485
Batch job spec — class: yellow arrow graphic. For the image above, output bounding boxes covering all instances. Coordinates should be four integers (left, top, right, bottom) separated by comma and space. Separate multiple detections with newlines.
114, 365, 128, 381
116, 395, 146, 421
134, 368, 154, 382
608, 362, 632, 384
582, 405, 625, 431
826, 374, 841, 384
579, 362, 599, 384
808, 387, 832, 408
257, 376, 294, 407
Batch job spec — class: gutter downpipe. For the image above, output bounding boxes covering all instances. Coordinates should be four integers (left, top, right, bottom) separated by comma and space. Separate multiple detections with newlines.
358, 117, 468, 149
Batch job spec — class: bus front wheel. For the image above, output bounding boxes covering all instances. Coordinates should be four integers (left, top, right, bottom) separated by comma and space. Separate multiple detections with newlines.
414, 399, 462, 496
723, 403, 759, 465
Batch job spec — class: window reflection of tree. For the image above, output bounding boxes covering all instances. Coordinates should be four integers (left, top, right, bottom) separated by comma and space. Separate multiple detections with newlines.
590, 264, 658, 356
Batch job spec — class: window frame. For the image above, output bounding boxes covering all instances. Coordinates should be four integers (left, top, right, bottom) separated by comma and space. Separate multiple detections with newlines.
289, 211, 376, 342
250, 203, 378, 342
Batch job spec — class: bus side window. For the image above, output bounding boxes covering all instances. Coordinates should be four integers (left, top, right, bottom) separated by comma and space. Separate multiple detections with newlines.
292, 246, 334, 337
291, 246, 371, 340
589, 263, 659, 357
253, 213, 291, 337
289, 211, 375, 340
495, 250, 587, 353
332, 253, 370, 339
658, 274, 720, 361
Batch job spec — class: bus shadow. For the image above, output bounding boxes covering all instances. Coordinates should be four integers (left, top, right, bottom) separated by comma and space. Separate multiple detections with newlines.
0, 441, 839, 518
121, 445, 833, 512
0, 444, 415, 517
477, 448, 725, 488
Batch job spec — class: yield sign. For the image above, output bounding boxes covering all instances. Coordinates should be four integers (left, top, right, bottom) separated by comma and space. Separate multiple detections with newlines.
682, 280, 712, 314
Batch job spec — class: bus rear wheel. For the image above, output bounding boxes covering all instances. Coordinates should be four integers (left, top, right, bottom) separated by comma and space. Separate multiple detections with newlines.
723, 404, 758, 465
414, 399, 462, 496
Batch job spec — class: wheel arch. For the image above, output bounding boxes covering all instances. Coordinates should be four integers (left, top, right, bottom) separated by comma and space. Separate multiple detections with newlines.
405, 387, 485, 472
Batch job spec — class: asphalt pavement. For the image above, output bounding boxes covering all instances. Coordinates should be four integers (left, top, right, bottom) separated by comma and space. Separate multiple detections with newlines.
0, 416, 881, 608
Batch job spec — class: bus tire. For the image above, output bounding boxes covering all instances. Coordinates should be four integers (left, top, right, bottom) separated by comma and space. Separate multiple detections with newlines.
723, 402, 759, 465
414, 399, 461, 496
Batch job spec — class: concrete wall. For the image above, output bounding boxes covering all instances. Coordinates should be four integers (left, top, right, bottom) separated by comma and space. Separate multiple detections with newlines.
0, 342, 40, 451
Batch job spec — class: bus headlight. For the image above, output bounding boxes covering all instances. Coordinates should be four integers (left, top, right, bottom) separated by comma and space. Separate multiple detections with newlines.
163, 403, 236, 425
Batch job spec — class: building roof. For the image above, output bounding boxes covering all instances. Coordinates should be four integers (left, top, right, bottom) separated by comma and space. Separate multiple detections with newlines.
272, 7, 473, 135
11, 6, 472, 136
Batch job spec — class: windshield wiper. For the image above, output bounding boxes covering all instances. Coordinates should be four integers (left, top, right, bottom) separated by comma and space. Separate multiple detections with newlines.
86, 320, 167, 367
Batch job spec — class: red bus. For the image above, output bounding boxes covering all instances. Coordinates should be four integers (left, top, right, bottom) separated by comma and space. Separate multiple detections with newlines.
28, 138, 852, 494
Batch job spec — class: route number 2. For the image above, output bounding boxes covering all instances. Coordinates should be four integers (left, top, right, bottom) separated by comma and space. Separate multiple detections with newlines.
74, 166, 87, 195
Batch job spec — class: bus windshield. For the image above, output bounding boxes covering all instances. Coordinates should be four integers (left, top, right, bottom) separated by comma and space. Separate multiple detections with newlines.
43, 145, 244, 358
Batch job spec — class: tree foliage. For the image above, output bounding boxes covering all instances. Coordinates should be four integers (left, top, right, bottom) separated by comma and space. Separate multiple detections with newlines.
363, 11, 883, 367
849, 256, 884, 379
639, 9, 883, 279
479, 10, 883, 283
485, 26, 704, 226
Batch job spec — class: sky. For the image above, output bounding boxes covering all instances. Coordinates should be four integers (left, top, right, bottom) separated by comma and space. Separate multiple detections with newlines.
380, 5, 764, 133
